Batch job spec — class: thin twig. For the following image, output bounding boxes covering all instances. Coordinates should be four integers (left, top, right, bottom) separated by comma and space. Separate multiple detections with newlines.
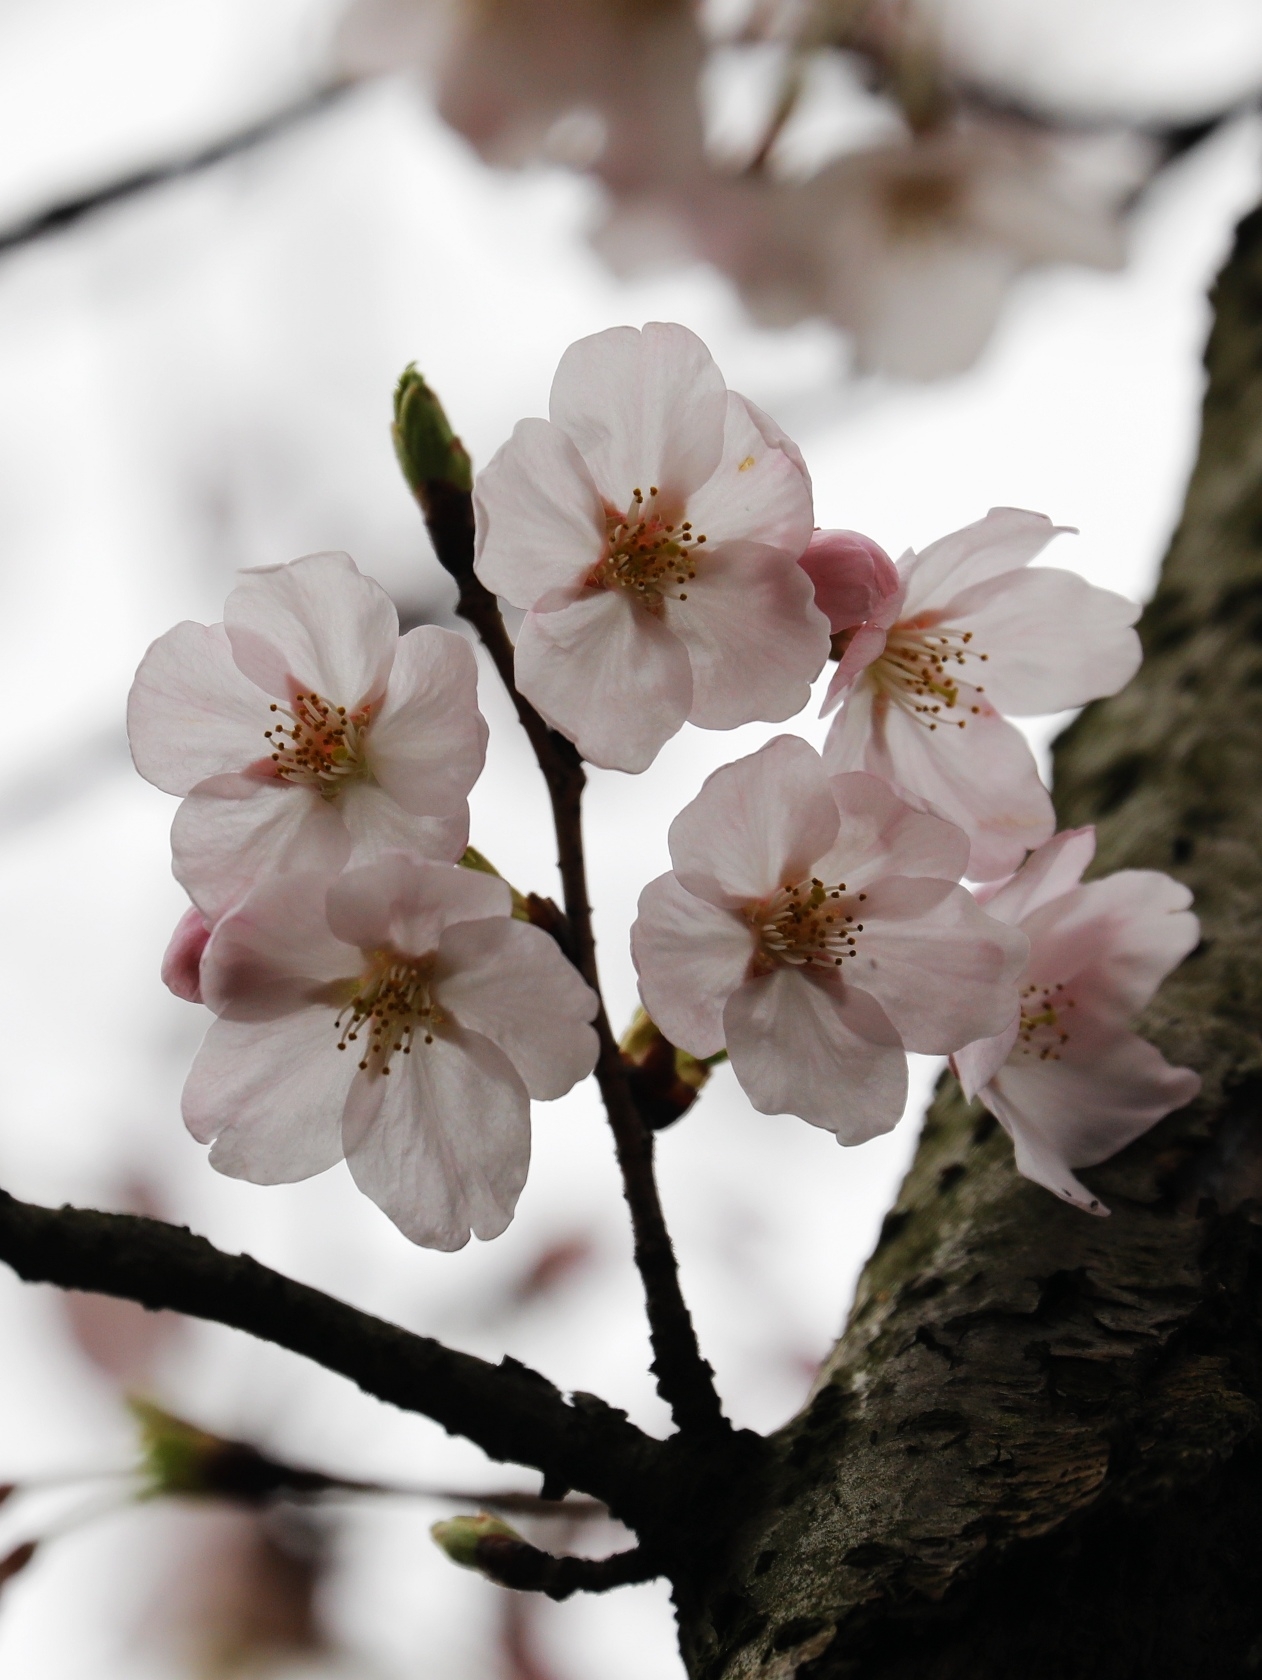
472, 1534, 659, 1600
418, 483, 728, 1438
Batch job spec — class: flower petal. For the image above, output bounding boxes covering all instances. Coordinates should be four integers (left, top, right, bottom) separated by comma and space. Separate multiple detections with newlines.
224, 552, 398, 706
668, 735, 839, 908
952, 1017, 1021, 1100
367, 626, 488, 817
799, 529, 899, 634
631, 872, 756, 1058
975, 827, 1096, 917
183, 1010, 352, 1182
128, 621, 270, 795
339, 781, 469, 868
200, 870, 359, 1021
173, 774, 351, 922
820, 622, 893, 716
514, 591, 692, 773
668, 542, 829, 730
900, 507, 1073, 617
326, 854, 510, 955
437, 918, 598, 1099
723, 968, 907, 1142
814, 770, 970, 890
161, 906, 211, 1004
473, 418, 608, 607
548, 323, 728, 508
342, 1023, 531, 1250
680, 392, 815, 555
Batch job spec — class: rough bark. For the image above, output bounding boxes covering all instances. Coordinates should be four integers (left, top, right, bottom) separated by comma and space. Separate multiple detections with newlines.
677, 205, 1262, 1680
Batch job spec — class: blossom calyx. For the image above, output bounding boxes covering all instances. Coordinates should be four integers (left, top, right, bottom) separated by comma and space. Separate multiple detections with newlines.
392, 363, 473, 510
130, 1400, 335, 1505
619, 1007, 716, 1131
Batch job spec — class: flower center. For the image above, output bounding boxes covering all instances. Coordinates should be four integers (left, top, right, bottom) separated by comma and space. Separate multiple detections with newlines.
265, 692, 372, 796
335, 950, 444, 1075
867, 620, 989, 730
748, 878, 869, 977
1014, 981, 1075, 1062
586, 486, 707, 613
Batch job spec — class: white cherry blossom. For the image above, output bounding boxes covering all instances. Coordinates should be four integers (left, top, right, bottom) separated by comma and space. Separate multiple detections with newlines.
474, 323, 829, 773
821, 507, 1142, 880
129, 552, 488, 919
183, 853, 599, 1250
631, 735, 1027, 1142
953, 828, 1200, 1217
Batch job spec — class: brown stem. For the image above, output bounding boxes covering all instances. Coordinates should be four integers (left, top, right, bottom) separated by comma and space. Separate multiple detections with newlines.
419, 482, 727, 1437
472, 1534, 660, 1600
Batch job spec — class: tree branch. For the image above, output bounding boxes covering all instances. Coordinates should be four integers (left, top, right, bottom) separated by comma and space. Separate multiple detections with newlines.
469, 1535, 662, 1600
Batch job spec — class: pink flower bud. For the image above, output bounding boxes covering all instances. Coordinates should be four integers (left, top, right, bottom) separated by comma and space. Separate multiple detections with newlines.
162, 906, 212, 1004
799, 529, 899, 634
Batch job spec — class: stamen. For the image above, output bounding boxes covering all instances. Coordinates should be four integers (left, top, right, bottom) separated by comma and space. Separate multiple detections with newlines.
265, 691, 372, 797
747, 877, 863, 976
867, 621, 988, 732
586, 495, 709, 614
335, 951, 444, 1075
1014, 981, 1075, 1061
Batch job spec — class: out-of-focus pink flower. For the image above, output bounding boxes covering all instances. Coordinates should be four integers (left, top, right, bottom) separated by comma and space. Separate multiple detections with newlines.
953, 828, 1200, 1216
474, 323, 828, 772
161, 906, 212, 1004
821, 507, 1141, 881
184, 853, 598, 1250
631, 735, 1027, 1141
129, 553, 488, 920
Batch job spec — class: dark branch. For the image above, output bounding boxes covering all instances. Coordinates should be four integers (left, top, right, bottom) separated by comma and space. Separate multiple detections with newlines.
0, 79, 359, 260
471, 1534, 661, 1600
0, 1188, 658, 1517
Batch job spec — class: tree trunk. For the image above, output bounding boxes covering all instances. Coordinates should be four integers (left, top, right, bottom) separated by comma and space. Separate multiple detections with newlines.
675, 203, 1262, 1680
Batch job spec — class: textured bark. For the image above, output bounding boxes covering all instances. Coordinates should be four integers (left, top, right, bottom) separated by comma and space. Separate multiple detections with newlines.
677, 206, 1262, 1680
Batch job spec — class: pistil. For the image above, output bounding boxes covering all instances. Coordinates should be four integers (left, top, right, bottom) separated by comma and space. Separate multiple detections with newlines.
587, 486, 707, 612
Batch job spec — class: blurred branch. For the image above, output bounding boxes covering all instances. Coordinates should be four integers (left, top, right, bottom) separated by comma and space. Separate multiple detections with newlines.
0, 78, 360, 261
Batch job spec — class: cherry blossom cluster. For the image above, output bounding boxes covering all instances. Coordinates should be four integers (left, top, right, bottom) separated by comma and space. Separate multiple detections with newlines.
131, 321, 1200, 1249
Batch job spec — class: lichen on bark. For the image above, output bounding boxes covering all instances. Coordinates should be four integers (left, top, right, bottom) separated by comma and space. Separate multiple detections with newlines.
677, 202, 1262, 1680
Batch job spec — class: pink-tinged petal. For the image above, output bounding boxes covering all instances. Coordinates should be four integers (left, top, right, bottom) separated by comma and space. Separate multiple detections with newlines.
161, 906, 212, 1004
548, 323, 728, 508
900, 508, 1073, 618
800, 530, 900, 634
631, 873, 756, 1058
680, 393, 815, 556
326, 854, 510, 955
983, 1030, 1201, 1216
200, 871, 359, 1022
514, 591, 692, 773
952, 1017, 1021, 1100
820, 623, 892, 716
183, 1010, 352, 1182
844, 877, 1027, 1052
975, 828, 1096, 917
942, 567, 1141, 714
668, 735, 839, 909
723, 968, 907, 1142
824, 685, 1055, 881
339, 781, 469, 868
172, 774, 351, 923
128, 621, 270, 795
224, 552, 398, 706
473, 418, 607, 607
437, 919, 598, 1100
342, 1024, 530, 1250
668, 542, 830, 730
814, 771, 970, 890
737, 395, 813, 498
367, 626, 488, 817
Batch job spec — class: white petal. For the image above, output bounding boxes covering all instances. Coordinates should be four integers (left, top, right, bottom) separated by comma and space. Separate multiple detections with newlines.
631, 872, 756, 1058
952, 1017, 1021, 1100
183, 1010, 352, 1182
128, 621, 270, 795
224, 552, 398, 706
342, 1024, 531, 1250
679, 392, 815, 555
943, 567, 1141, 714
737, 394, 813, 497
668, 735, 838, 909
473, 418, 607, 607
367, 626, 488, 817
340, 781, 469, 868
327, 854, 510, 955
845, 877, 1027, 1053
815, 770, 970, 890
200, 871, 359, 1021
514, 591, 692, 773
667, 542, 829, 729
724, 968, 907, 1142
900, 508, 1073, 617
548, 323, 728, 507
437, 918, 598, 1099
976, 827, 1096, 918
172, 774, 351, 922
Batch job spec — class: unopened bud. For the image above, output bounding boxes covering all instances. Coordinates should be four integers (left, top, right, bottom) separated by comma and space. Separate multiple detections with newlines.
798, 530, 899, 639
620, 1009, 719, 1131
130, 1399, 331, 1505
392, 364, 473, 508
431, 1512, 523, 1571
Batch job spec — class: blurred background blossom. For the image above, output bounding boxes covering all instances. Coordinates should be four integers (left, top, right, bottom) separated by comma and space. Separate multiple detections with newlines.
0, 0, 1261, 1674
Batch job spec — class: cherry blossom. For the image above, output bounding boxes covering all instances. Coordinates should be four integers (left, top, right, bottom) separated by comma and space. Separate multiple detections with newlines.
952, 828, 1200, 1216
821, 507, 1142, 881
631, 735, 1027, 1141
162, 906, 211, 1005
183, 853, 599, 1250
473, 323, 829, 772
129, 552, 488, 920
